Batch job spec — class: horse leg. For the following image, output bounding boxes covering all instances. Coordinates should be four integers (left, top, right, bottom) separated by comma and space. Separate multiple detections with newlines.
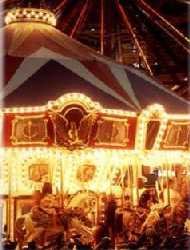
27, 227, 45, 246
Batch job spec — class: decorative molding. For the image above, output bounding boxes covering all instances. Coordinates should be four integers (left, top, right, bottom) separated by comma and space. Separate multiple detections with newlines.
5, 8, 56, 26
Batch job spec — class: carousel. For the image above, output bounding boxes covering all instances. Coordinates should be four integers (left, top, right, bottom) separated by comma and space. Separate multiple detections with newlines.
1, 6, 190, 250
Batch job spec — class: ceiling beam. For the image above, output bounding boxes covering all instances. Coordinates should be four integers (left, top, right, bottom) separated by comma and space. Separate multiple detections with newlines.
137, 0, 190, 54
115, 0, 153, 75
70, 0, 89, 38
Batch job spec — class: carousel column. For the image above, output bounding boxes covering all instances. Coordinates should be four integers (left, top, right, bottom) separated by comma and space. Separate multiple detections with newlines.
167, 163, 171, 205
164, 161, 170, 205
121, 164, 125, 211
60, 152, 64, 207
7, 150, 17, 241
96, 194, 100, 224
59, 149, 69, 244
57, 149, 65, 208
62, 150, 71, 243
132, 161, 139, 206
135, 155, 142, 205
128, 164, 134, 204
128, 157, 135, 205
159, 163, 165, 203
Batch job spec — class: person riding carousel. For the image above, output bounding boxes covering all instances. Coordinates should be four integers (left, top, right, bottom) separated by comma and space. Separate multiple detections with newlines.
25, 183, 64, 247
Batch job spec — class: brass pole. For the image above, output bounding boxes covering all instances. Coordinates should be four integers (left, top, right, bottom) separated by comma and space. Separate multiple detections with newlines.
166, 163, 170, 205
121, 165, 125, 209
96, 195, 100, 225
7, 152, 14, 241
59, 150, 64, 208
7, 158, 11, 239
129, 165, 134, 204
136, 163, 140, 203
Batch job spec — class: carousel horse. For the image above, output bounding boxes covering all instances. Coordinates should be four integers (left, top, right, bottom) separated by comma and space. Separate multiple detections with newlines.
140, 204, 163, 234
15, 202, 93, 249
15, 212, 94, 249
15, 194, 64, 249
60, 207, 94, 245
139, 201, 189, 248
123, 208, 146, 243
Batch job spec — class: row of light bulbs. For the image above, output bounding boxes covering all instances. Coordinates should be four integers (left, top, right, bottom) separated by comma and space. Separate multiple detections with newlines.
5, 8, 57, 27
0, 93, 187, 122
0, 93, 135, 116
0, 147, 189, 195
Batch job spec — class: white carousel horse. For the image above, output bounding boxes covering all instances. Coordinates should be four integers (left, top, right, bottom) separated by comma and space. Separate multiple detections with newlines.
68, 217, 93, 244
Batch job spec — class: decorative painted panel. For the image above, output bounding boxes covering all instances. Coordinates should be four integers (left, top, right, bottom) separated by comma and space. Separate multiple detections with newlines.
161, 121, 190, 150
94, 116, 136, 148
11, 115, 48, 145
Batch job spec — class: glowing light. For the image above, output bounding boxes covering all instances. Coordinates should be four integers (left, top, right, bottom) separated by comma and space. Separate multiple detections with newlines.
158, 170, 175, 177
0, 93, 189, 199
0, 147, 190, 196
136, 104, 168, 150
5, 8, 57, 27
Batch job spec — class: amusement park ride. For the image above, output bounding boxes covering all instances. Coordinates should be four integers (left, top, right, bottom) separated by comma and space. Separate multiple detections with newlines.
0, 0, 190, 248
3, 0, 190, 99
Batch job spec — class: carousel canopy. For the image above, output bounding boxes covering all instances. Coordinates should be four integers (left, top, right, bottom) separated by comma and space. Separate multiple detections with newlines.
2, 8, 190, 113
